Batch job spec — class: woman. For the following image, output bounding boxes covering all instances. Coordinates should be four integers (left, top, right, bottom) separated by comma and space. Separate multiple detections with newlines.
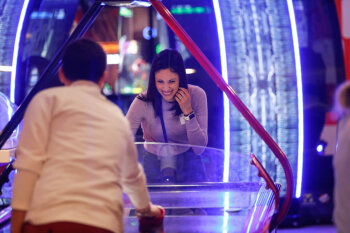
126, 49, 208, 183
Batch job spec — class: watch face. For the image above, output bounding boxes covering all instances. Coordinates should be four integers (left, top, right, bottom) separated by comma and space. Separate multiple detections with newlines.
184, 112, 195, 120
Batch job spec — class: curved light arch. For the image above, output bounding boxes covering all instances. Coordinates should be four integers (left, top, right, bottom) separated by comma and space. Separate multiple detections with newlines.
11, 0, 31, 103
286, 0, 304, 199
213, 0, 230, 183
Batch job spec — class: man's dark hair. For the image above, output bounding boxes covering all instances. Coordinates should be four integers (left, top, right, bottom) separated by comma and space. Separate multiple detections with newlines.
62, 39, 106, 83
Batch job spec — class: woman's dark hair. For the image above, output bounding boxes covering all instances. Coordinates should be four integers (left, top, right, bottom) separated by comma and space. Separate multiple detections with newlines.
62, 39, 106, 83
138, 49, 188, 117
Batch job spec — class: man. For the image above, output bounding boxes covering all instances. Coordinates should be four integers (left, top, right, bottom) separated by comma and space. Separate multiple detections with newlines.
11, 39, 163, 233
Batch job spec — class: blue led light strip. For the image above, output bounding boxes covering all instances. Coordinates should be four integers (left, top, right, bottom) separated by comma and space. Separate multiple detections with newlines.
11, 0, 30, 103
213, 0, 230, 183
286, 0, 304, 198
222, 192, 229, 233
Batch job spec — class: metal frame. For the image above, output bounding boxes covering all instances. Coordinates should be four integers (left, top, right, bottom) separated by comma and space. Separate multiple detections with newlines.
149, 0, 293, 229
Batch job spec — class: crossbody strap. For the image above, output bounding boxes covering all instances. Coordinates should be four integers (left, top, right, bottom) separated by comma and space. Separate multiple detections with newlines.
160, 111, 168, 143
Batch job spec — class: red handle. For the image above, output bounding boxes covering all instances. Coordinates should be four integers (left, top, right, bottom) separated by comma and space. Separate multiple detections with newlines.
139, 208, 165, 233
250, 153, 280, 210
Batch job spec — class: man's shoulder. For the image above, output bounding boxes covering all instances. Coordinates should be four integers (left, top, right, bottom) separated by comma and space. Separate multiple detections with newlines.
36, 86, 66, 97
106, 101, 125, 116
30, 87, 66, 104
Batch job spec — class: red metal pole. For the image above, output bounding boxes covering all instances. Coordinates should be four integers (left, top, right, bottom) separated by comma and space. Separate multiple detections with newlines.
335, 0, 350, 80
149, 0, 294, 229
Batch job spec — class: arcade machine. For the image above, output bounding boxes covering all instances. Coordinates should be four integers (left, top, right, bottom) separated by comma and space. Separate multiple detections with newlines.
0, 0, 296, 232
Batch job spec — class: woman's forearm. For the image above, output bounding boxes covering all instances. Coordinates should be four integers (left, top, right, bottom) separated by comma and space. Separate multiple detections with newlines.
186, 117, 208, 147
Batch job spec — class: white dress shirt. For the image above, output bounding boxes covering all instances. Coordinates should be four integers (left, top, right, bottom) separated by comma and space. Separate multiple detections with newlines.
12, 81, 150, 233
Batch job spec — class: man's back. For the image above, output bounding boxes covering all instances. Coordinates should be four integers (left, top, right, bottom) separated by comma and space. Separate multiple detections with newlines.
11, 39, 160, 233
15, 81, 137, 232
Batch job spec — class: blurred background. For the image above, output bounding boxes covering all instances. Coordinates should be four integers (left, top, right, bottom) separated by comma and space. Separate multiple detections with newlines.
0, 0, 348, 228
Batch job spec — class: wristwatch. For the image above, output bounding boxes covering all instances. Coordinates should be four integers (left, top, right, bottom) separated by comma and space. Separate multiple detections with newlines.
183, 111, 195, 120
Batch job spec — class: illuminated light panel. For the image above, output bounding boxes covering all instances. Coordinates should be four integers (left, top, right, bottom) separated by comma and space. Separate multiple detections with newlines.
171, 6, 211, 15
222, 192, 230, 233
0, 206, 11, 221
107, 54, 120, 65
155, 44, 161, 54
316, 144, 324, 153
99, 41, 119, 54
120, 7, 133, 17
213, 0, 230, 182
185, 68, 196, 75
5, 94, 13, 122
142, 26, 157, 40
130, 1, 151, 7
11, 0, 30, 103
0, 66, 12, 72
286, 0, 304, 198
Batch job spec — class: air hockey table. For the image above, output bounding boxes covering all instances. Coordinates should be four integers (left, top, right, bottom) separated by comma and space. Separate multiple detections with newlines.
125, 142, 282, 233
0, 1, 293, 232
0, 142, 280, 233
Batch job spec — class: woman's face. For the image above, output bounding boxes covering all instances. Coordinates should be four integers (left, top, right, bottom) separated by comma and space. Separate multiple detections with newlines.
155, 68, 179, 102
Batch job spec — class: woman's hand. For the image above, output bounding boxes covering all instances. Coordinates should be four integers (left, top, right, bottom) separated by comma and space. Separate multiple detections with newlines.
175, 87, 193, 115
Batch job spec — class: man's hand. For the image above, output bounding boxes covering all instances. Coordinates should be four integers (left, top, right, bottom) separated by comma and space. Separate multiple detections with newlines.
136, 203, 165, 218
